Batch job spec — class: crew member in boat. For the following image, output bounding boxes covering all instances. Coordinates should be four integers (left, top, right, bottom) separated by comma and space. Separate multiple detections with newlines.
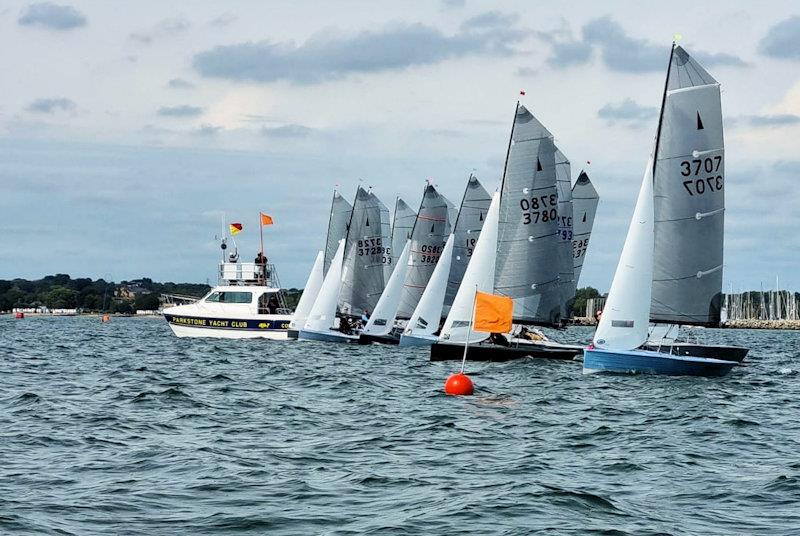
361, 309, 370, 324
519, 326, 544, 341
339, 315, 353, 335
267, 295, 280, 314
489, 332, 510, 347
255, 251, 267, 283
229, 250, 239, 263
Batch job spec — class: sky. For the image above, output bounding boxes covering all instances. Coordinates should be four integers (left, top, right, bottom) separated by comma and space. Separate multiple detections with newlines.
0, 0, 799, 291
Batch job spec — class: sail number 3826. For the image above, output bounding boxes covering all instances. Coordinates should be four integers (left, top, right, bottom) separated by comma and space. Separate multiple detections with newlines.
680, 156, 723, 196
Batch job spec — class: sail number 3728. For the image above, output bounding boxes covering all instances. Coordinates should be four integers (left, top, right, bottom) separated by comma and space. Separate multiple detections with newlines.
680, 156, 723, 196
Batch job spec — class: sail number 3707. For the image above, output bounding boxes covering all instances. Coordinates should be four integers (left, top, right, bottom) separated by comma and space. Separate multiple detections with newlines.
680, 156, 723, 196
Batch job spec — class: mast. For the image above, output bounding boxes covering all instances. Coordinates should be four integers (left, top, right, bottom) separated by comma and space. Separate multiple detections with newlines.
499, 101, 520, 196
652, 42, 676, 177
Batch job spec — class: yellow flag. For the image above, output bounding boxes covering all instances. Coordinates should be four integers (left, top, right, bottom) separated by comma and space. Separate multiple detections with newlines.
473, 291, 513, 333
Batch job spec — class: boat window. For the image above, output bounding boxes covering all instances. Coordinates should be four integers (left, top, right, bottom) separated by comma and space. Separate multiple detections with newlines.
205, 291, 252, 304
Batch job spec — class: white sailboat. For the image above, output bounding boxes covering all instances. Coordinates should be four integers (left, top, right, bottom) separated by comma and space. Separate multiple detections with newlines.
299, 239, 359, 342
288, 250, 324, 339
584, 44, 739, 376
359, 239, 412, 343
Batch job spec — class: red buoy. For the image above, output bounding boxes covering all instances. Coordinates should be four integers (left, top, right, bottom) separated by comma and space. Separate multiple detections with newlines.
444, 372, 474, 396
15, 312, 24, 319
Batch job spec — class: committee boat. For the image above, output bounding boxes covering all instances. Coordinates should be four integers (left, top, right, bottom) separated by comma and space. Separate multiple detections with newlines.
163, 261, 292, 339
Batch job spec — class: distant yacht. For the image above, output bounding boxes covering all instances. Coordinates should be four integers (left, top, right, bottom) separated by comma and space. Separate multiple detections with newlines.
163, 249, 292, 340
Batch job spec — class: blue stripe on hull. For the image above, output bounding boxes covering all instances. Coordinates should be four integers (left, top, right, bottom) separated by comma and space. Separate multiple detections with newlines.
398, 334, 437, 347
298, 329, 359, 343
583, 348, 737, 377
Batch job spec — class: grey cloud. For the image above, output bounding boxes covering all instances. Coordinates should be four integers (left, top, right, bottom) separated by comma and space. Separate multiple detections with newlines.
195, 124, 222, 136
209, 12, 237, 27
26, 97, 76, 114
193, 19, 524, 84
758, 16, 800, 60
460, 10, 515, 31
261, 124, 313, 138
537, 16, 746, 72
18, 2, 86, 30
157, 105, 203, 117
741, 114, 800, 127
582, 17, 665, 73
441, 0, 465, 8
516, 66, 536, 76
597, 98, 657, 127
130, 16, 190, 44
168, 78, 195, 89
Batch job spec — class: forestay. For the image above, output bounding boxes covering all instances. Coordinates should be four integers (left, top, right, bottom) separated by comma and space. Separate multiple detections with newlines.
650, 46, 724, 326
495, 104, 562, 325
339, 187, 390, 317
445, 175, 492, 309
324, 191, 353, 275
397, 184, 454, 319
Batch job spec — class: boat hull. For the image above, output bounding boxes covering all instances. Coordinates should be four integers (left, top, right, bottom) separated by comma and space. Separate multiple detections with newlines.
164, 313, 291, 340
641, 343, 748, 363
298, 329, 359, 343
398, 333, 438, 347
430, 341, 582, 362
358, 333, 400, 345
583, 348, 738, 377
287, 329, 300, 340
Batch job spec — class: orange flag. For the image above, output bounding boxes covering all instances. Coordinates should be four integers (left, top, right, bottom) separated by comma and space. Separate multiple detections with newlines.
473, 291, 513, 333
260, 212, 274, 226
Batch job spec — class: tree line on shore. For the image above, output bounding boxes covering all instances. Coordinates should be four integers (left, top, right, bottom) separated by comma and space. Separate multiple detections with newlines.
2, 273, 597, 317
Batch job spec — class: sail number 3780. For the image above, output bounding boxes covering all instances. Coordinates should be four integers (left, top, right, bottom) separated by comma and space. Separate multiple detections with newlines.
680, 156, 723, 196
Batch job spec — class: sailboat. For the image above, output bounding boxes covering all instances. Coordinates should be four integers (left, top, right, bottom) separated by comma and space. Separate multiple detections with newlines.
399, 174, 492, 347
338, 185, 391, 318
431, 103, 587, 361
584, 44, 740, 376
288, 189, 352, 339
571, 171, 600, 289
359, 183, 454, 344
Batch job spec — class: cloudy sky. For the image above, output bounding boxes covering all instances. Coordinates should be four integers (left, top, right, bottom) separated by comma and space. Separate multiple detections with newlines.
1, 1, 799, 291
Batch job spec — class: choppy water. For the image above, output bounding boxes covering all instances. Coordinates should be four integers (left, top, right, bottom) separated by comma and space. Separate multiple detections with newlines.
2, 316, 800, 535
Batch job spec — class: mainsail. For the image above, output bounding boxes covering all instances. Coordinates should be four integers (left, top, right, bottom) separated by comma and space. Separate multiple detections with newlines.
650, 45, 724, 326
339, 186, 390, 316
495, 104, 562, 325
362, 239, 412, 337
396, 184, 454, 319
388, 198, 416, 279
445, 175, 492, 309
571, 171, 599, 289
555, 148, 575, 318
324, 191, 353, 275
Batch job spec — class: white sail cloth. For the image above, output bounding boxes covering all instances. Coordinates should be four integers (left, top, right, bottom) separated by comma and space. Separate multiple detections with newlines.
289, 251, 324, 330
362, 239, 412, 337
304, 240, 346, 332
404, 233, 455, 339
593, 158, 655, 351
439, 192, 501, 344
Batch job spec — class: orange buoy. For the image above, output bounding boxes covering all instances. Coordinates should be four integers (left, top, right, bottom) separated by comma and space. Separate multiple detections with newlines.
101, 314, 111, 323
444, 372, 474, 396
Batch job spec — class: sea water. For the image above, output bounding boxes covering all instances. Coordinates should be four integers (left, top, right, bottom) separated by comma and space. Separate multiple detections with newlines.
2, 316, 799, 535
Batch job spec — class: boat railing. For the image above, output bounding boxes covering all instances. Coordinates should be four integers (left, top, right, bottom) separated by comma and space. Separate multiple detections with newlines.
218, 262, 289, 311
160, 293, 201, 307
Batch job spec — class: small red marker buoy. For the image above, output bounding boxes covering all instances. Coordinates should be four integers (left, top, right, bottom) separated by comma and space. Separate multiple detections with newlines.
15, 312, 24, 319
444, 372, 474, 396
